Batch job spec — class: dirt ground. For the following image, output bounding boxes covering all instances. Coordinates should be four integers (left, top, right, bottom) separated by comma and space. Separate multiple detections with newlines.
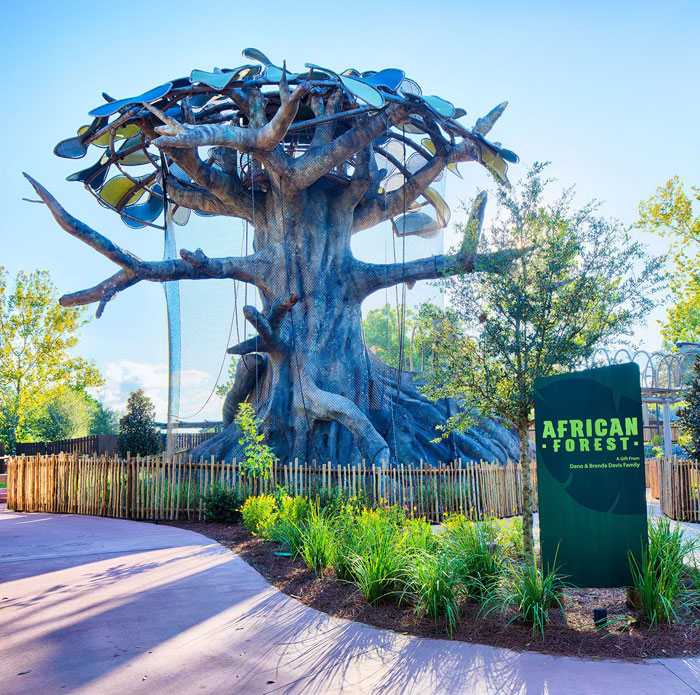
166, 520, 700, 659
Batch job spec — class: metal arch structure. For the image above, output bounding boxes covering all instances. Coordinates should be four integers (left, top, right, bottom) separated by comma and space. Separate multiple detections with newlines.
587, 344, 699, 457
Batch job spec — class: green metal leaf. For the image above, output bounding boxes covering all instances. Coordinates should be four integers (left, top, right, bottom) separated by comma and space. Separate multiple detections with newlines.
87, 123, 141, 148
422, 187, 451, 228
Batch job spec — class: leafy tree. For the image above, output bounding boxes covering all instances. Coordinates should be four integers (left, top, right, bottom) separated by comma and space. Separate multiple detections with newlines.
362, 303, 436, 370
88, 396, 119, 435
29, 387, 94, 441
420, 164, 663, 557
637, 175, 700, 345
678, 360, 700, 460
117, 390, 161, 457
0, 267, 102, 452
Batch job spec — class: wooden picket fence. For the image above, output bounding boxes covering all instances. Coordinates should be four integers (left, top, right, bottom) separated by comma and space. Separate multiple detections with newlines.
6, 453, 538, 523
653, 456, 700, 522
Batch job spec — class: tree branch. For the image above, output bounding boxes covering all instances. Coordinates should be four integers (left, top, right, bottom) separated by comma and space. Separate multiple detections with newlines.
166, 177, 238, 217
350, 192, 527, 297
227, 294, 299, 355
352, 153, 447, 232
150, 76, 309, 155
310, 89, 342, 149
24, 174, 266, 315
288, 103, 409, 190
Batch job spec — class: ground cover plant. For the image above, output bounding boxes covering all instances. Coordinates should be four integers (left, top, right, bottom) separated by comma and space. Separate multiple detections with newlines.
181, 491, 700, 657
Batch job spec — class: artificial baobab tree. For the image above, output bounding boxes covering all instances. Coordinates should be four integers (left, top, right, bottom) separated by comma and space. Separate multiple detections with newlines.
26, 47, 523, 465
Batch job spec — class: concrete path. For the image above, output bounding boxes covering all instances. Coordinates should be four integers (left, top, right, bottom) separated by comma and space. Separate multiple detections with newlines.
0, 511, 699, 695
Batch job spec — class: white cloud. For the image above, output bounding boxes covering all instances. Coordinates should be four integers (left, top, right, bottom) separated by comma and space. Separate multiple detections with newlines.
96, 359, 224, 423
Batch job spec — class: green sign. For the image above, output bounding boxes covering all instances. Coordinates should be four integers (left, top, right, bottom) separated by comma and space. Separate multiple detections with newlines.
534, 363, 648, 587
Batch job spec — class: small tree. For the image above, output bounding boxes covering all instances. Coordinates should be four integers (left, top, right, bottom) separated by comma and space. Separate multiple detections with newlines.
236, 402, 277, 478
678, 360, 700, 460
117, 390, 161, 457
421, 164, 663, 557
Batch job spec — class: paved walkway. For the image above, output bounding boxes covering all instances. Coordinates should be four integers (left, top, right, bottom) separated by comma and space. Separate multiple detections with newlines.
0, 510, 699, 695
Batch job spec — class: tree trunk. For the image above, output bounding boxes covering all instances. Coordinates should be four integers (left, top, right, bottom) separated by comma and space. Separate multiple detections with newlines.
518, 421, 535, 560
190, 182, 520, 467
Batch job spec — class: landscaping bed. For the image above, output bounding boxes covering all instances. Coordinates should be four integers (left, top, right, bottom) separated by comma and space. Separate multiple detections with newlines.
166, 514, 700, 660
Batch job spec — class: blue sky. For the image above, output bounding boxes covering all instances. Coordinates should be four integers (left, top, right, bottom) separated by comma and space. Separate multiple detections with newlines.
1, 0, 699, 420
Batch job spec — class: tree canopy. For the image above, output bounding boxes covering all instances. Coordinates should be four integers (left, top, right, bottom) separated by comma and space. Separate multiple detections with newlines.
637, 175, 700, 345
0, 267, 102, 451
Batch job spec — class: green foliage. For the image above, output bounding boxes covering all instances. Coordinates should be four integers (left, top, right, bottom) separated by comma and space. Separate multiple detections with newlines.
341, 509, 411, 604
299, 507, 335, 576
628, 517, 697, 625
270, 495, 313, 557
317, 485, 366, 516
678, 360, 700, 460
329, 505, 364, 581
28, 387, 94, 441
423, 163, 663, 437
485, 551, 568, 638
406, 549, 462, 636
117, 390, 161, 457
362, 303, 438, 370
496, 517, 524, 558
202, 484, 243, 523
442, 515, 503, 598
88, 397, 119, 435
241, 494, 278, 537
236, 402, 277, 478
215, 356, 239, 399
0, 267, 102, 452
402, 517, 439, 553
637, 175, 700, 345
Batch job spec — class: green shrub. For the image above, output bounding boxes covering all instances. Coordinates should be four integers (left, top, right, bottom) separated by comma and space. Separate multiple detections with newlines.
443, 515, 502, 598
299, 508, 335, 576
317, 486, 366, 516
117, 390, 161, 457
270, 495, 313, 557
329, 506, 363, 580
486, 552, 567, 637
407, 549, 462, 636
628, 517, 697, 625
496, 517, 524, 558
202, 484, 242, 523
402, 517, 439, 553
241, 494, 278, 537
346, 512, 408, 604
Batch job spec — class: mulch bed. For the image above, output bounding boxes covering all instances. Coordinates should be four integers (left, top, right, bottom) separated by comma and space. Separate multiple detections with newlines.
164, 520, 700, 660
